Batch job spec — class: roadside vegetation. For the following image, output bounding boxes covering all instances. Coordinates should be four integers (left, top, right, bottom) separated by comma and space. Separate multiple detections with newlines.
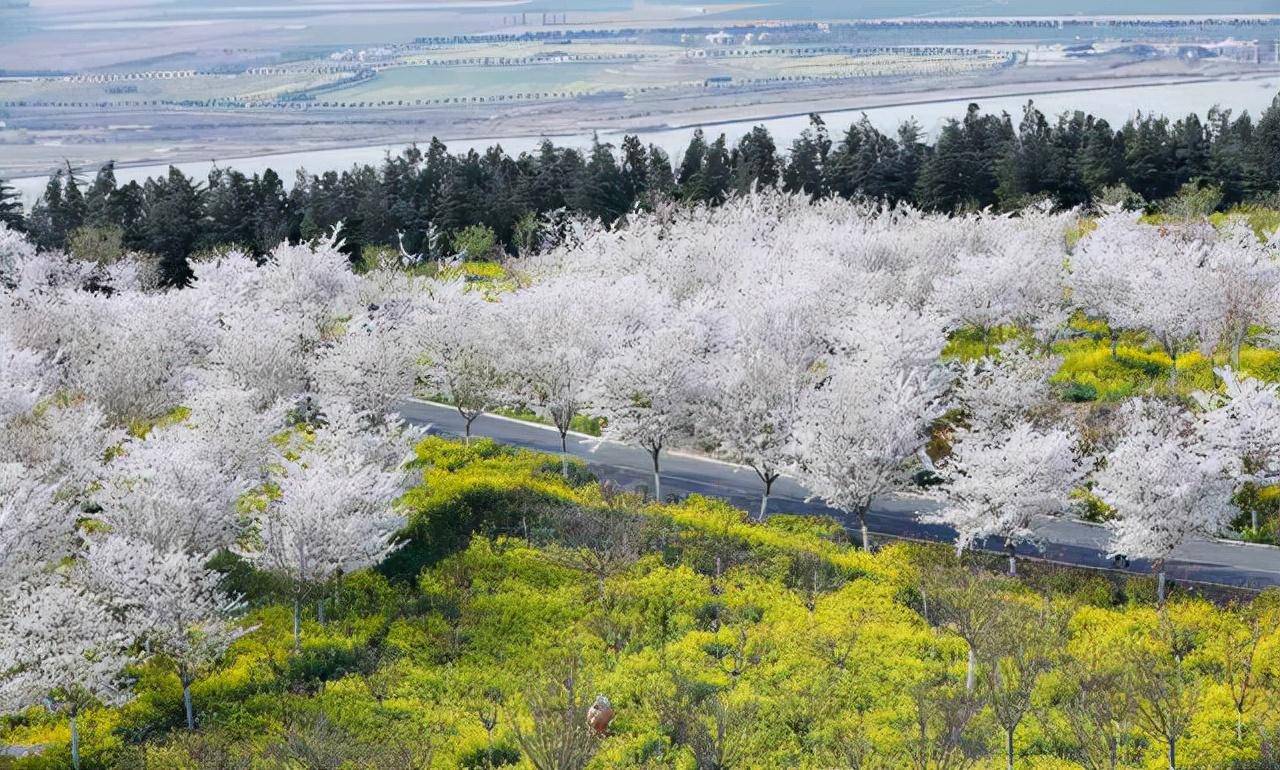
4, 437, 1280, 770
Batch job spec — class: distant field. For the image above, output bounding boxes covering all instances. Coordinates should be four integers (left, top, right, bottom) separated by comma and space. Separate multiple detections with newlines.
0, 47, 1008, 107
0, 70, 348, 104
331, 62, 619, 101
319, 51, 1006, 102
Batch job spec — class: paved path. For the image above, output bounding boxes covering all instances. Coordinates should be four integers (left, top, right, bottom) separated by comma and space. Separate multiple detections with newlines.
398, 400, 1280, 592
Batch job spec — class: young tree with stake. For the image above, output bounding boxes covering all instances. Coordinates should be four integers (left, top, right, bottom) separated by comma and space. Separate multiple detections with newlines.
83, 535, 249, 730
1093, 399, 1238, 604
0, 580, 134, 770
792, 361, 946, 551
420, 279, 506, 443
253, 442, 407, 649
928, 422, 1088, 575
590, 304, 715, 501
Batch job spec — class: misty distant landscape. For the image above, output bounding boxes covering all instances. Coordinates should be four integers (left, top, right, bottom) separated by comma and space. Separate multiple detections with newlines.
3, 0, 1280, 196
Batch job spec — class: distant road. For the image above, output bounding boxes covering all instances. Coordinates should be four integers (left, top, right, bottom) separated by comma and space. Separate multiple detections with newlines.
399, 400, 1280, 592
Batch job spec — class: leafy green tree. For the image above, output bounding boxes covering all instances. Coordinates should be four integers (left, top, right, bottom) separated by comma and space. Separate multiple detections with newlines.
1077, 117, 1125, 200
67, 225, 125, 266
646, 144, 676, 198
619, 134, 650, 206
574, 136, 628, 222
253, 168, 294, 251
1172, 113, 1211, 189
452, 223, 498, 260
28, 166, 86, 250
783, 114, 831, 198
699, 134, 732, 204
677, 128, 709, 199
916, 119, 971, 212
730, 125, 781, 194
997, 101, 1058, 208
827, 114, 905, 202
140, 166, 204, 285
1123, 114, 1178, 202
1206, 107, 1253, 206
202, 167, 256, 251
1249, 94, 1280, 196
83, 162, 119, 228
0, 177, 22, 231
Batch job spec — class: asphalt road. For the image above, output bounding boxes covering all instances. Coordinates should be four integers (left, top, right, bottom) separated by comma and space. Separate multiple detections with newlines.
398, 400, 1280, 593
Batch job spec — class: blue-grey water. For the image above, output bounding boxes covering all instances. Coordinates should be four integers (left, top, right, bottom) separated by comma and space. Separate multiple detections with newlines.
10, 73, 1279, 207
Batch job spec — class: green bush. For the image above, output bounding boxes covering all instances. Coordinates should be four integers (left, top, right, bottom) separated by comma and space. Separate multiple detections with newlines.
384, 437, 586, 579
458, 741, 521, 768
451, 224, 498, 260
1061, 381, 1097, 402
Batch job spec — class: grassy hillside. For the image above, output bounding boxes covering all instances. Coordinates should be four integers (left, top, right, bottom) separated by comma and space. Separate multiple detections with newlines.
3, 437, 1277, 769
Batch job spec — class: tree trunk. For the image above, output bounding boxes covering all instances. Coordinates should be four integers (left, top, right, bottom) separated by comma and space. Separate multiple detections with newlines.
560, 432, 569, 478
70, 712, 80, 770
1169, 350, 1178, 386
1006, 539, 1017, 577
966, 646, 977, 692
650, 447, 662, 502
758, 490, 770, 521
1237, 709, 1244, 742
1167, 736, 1177, 770
183, 679, 195, 730
293, 595, 302, 651
1157, 569, 1167, 606
1110, 329, 1118, 359
756, 473, 776, 522
1006, 727, 1015, 770
858, 509, 870, 551
317, 597, 326, 625
1252, 509, 1259, 531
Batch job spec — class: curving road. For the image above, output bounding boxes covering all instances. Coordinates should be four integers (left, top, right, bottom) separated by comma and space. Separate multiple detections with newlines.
398, 400, 1280, 593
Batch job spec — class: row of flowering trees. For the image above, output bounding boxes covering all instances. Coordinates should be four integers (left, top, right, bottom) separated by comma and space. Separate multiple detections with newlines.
434, 196, 1280, 602
2, 191, 1279, 764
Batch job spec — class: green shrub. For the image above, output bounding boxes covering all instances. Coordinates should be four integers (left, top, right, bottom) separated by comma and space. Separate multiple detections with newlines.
1061, 381, 1097, 402
457, 741, 521, 768
384, 437, 586, 579
277, 640, 372, 695
451, 224, 498, 260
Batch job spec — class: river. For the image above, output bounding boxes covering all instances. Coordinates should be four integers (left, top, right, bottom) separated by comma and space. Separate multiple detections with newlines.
9, 72, 1279, 206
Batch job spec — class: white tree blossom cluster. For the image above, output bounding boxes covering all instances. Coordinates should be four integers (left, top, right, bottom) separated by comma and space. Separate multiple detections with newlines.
1, 190, 1277, 758
0, 227, 418, 765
